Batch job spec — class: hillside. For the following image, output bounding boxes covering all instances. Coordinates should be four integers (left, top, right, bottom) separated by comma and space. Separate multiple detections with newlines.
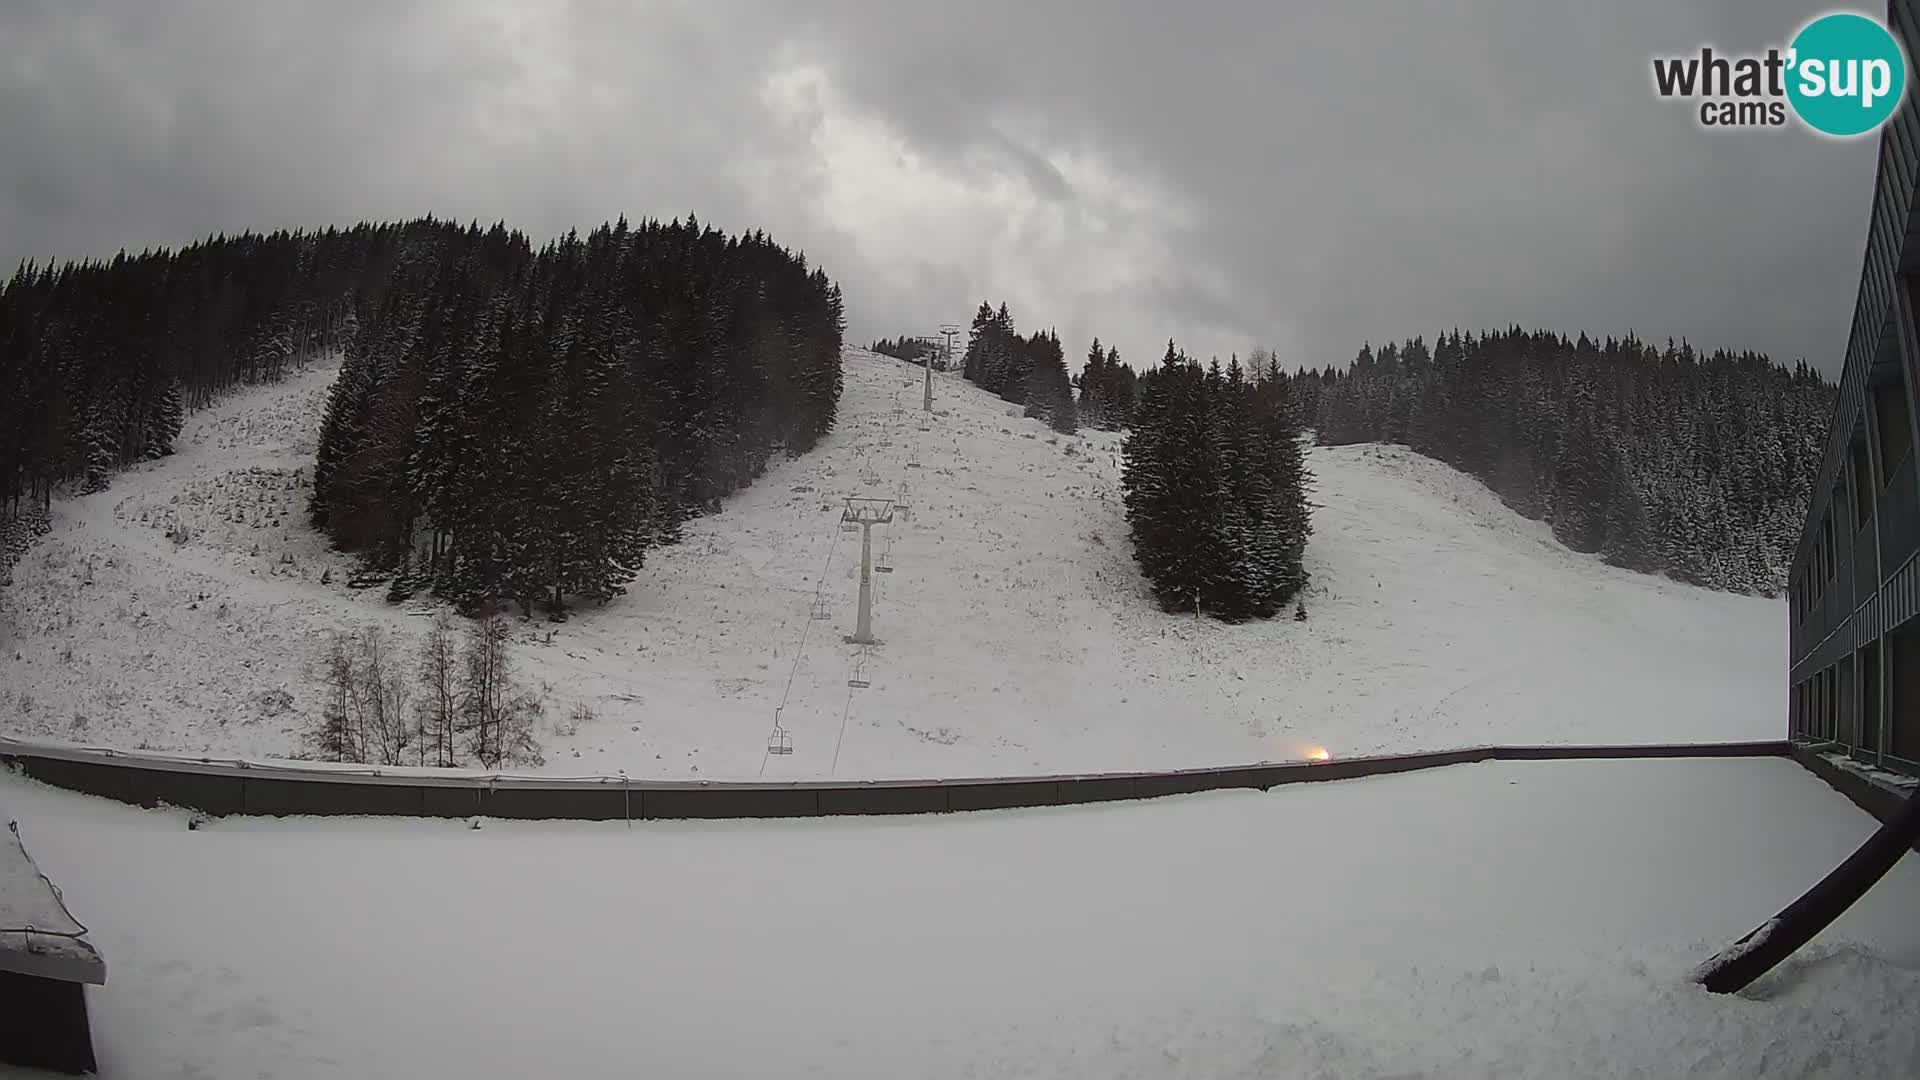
0, 348, 1784, 778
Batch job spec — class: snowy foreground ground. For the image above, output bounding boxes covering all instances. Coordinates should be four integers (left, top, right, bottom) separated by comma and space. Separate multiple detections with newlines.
4, 757, 1917, 1078
0, 349, 1783, 778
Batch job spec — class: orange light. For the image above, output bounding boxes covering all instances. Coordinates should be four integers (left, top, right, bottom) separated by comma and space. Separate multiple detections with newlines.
1304, 746, 1331, 762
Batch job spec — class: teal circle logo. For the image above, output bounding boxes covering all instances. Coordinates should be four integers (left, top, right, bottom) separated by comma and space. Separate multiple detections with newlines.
1787, 12, 1907, 136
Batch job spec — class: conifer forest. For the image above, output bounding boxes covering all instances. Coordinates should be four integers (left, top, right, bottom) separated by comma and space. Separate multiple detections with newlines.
1289, 330, 1833, 595
0, 216, 846, 613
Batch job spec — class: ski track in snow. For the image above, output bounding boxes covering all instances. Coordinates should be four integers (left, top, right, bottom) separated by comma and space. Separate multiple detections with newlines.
0, 349, 1784, 778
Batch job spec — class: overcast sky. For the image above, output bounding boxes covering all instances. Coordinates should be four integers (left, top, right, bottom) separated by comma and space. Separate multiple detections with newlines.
0, 1, 1883, 375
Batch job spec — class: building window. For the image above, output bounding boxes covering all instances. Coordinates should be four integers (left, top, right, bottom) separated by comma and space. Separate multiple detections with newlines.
1835, 653, 1850, 745
1873, 374, 1913, 487
1851, 439, 1874, 526
1821, 668, 1834, 739
1892, 623, 1920, 764
1823, 511, 1836, 584
1861, 643, 1882, 754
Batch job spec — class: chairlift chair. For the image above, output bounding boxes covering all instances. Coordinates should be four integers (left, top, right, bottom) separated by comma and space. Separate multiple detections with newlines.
809, 595, 831, 620
875, 550, 893, 573
767, 725, 793, 755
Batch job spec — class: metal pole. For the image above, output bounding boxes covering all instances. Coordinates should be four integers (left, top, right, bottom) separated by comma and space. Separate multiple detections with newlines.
1697, 784, 1919, 993
923, 349, 934, 412
853, 522, 875, 644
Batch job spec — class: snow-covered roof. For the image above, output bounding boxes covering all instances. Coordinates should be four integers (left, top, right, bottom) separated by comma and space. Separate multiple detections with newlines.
0, 820, 105, 984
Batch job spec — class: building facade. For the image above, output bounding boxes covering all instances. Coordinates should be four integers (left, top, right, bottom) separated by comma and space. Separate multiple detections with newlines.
1788, 0, 1920, 774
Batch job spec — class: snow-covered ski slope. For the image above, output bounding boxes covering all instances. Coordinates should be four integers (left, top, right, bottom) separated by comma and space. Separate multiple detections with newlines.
0, 349, 1783, 779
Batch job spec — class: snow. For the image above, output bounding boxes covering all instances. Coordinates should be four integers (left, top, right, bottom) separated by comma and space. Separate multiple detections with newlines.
1692, 917, 1783, 983
0, 822, 84, 937
0, 818, 100, 987
3, 757, 1915, 1078
0, 349, 1785, 778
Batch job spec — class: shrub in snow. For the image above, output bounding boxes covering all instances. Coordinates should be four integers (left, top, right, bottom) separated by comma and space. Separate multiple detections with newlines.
312, 626, 416, 766
554, 701, 594, 738
257, 688, 294, 718
415, 614, 461, 767
461, 615, 544, 769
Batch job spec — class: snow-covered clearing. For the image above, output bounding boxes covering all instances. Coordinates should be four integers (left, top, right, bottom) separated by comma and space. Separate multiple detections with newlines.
3, 757, 1914, 1078
0, 349, 1784, 778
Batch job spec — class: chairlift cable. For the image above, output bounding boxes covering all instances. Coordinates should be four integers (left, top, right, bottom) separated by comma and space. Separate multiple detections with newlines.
759, 511, 848, 775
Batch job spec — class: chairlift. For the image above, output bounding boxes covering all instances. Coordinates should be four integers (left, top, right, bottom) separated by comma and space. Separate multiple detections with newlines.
809, 595, 831, 620
859, 467, 881, 485
906, 451, 922, 469
875, 552, 893, 573
767, 725, 793, 755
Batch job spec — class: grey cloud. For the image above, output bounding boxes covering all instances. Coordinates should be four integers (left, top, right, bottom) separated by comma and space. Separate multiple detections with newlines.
0, 0, 1879, 375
